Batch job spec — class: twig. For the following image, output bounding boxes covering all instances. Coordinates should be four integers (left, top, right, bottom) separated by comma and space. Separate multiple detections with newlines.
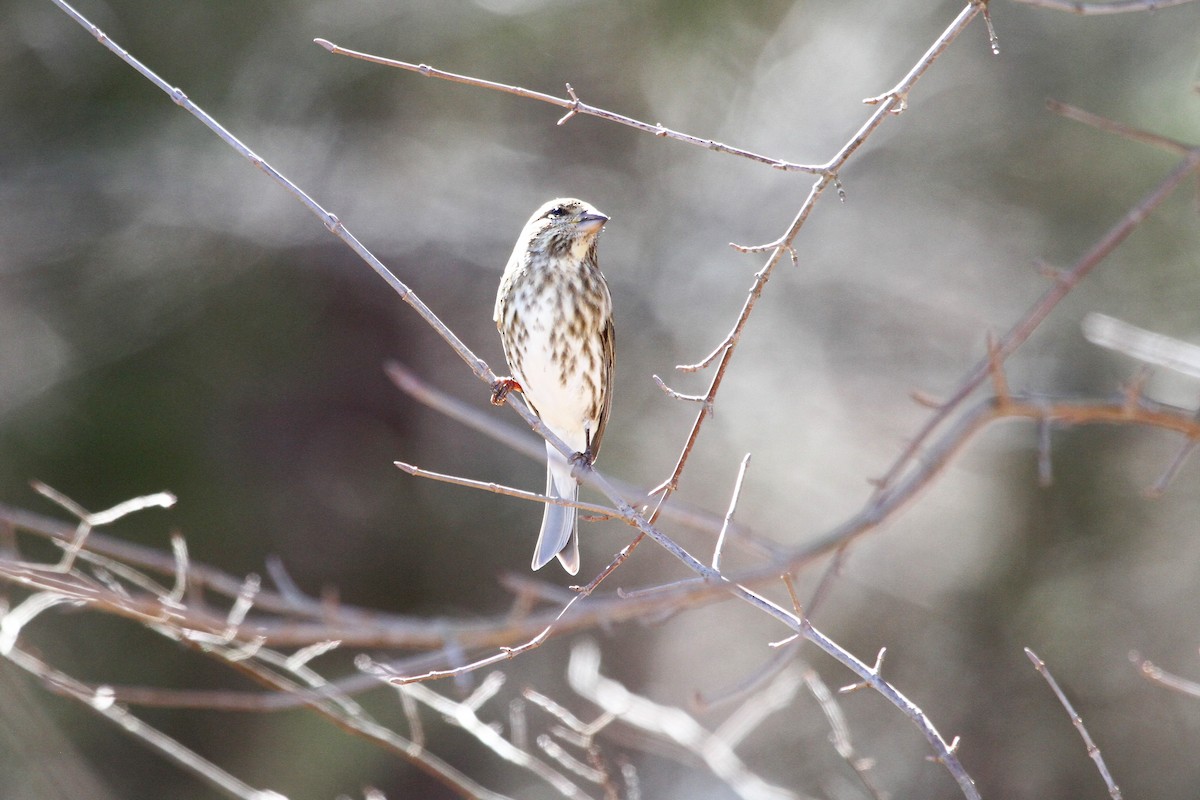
713, 454, 752, 572
695, 385, 1200, 685
312, 40, 824, 175
368, 589, 591, 684
651, 375, 713, 415
167, 532, 188, 605
394, 461, 627, 520
1048, 100, 1196, 154
729, 239, 799, 267
385, 361, 545, 462
1145, 437, 1199, 497
839, 648, 887, 695
1131, 651, 1200, 698
984, 332, 1011, 404
31, 481, 175, 572
1026, 648, 1123, 799
0, 593, 84, 656
675, 339, 730, 374
804, 545, 848, 619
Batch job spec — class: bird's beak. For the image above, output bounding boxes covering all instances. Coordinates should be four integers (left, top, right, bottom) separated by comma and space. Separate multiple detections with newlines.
575, 211, 609, 235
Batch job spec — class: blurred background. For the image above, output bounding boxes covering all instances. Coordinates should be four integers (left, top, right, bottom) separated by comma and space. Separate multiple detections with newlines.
2, 0, 1200, 797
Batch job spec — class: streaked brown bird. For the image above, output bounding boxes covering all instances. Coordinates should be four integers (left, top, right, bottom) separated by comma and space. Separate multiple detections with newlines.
493, 198, 615, 575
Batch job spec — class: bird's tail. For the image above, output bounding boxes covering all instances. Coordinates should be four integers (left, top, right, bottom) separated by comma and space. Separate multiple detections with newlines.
532, 442, 579, 574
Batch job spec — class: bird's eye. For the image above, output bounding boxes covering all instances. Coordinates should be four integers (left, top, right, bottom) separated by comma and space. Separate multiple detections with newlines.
547, 206, 567, 218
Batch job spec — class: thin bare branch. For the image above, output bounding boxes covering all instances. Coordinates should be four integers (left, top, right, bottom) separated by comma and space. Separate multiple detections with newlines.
1026, 648, 1123, 799
839, 648, 887, 695
395, 461, 627, 520
675, 339, 730, 374
312, 39, 824, 175
31, 481, 176, 572
651, 374, 713, 415
1146, 437, 1200, 497
713, 454, 752, 572
729, 239, 798, 268
366, 590, 589, 684
1131, 651, 1200, 698
1049, 100, 1195, 154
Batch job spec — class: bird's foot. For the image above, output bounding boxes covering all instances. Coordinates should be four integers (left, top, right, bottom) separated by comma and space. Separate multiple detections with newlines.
490, 376, 523, 406
568, 448, 595, 480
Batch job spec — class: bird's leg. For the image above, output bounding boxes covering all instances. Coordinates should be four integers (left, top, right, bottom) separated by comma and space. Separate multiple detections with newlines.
569, 423, 597, 480
490, 376, 523, 406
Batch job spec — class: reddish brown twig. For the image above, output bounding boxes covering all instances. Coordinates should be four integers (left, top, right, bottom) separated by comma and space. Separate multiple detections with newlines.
312, 39, 825, 175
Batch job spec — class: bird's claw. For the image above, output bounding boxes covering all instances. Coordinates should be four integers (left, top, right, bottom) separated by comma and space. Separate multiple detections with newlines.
569, 449, 595, 480
491, 377, 523, 406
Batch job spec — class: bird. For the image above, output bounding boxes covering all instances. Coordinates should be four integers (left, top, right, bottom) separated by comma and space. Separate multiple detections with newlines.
493, 198, 615, 575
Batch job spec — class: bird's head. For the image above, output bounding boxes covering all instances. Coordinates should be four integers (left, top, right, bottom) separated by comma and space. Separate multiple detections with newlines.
522, 198, 609, 261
